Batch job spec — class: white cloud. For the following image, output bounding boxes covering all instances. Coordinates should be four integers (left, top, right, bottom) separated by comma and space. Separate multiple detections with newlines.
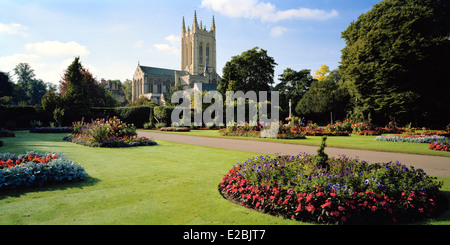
0, 53, 41, 73
25, 41, 90, 56
0, 22, 29, 37
270, 26, 287, 37
153, 35, 180, 55
200, 0, 338, 22
165, 35, 180, 45
153, 44, 179, 55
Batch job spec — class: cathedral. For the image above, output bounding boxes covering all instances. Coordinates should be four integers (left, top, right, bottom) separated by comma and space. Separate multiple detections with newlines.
132, 12, 220, 104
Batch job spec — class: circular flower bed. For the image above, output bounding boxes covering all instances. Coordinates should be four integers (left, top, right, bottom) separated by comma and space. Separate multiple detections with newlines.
0, 151, 87, 190
218, 150, 445, 224
64, 117, 156, 147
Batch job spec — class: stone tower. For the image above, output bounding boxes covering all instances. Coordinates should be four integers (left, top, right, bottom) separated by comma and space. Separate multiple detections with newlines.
181, 11, 217, 76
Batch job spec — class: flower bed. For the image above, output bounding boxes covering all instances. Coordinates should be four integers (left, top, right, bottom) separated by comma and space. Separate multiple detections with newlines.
354, 129, 383, 136
422, 130, 450, 137
0, 151, 87, 190
326, 119, 353, 133
219, 123, 306, 139
375, 134, 447, 143
158, 127, 190, 132
218, 152, 444, 224
63, 134, 156, 147
0, 128, 15, 137
64, 117, 156, 147
429, 140, 450, 152
297, 128, 350, 136
30, 127, 73, 133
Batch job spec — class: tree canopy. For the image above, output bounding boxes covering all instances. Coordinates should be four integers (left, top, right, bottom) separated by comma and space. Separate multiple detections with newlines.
339, 0, 450, 127
218, 47, 277, 95
295, 69, 350, 123
57, 57, 118, 121
275, 68, 315, 118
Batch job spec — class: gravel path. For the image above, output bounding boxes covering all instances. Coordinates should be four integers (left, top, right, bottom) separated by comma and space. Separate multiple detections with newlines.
138, 131, 450, 178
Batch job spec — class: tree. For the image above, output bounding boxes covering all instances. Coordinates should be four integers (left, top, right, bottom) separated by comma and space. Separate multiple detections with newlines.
275, 68, 315, 118
41, 90, 62, 114
60, 57, 118, 110
313, 65, 330, 82
122, 79, 132, 104
218, 47, 277, 95
339, 0, 450, 127
0, 71, 14, 99
60, 57, 92, 120
13, 63, 48, 105
296, 69, 350, 123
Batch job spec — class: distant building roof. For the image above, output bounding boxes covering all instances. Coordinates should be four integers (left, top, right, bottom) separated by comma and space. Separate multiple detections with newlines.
139, 65, 181, 77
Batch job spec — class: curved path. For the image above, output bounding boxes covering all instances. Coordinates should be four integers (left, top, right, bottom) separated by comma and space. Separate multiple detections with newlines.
138, 131, 450, 178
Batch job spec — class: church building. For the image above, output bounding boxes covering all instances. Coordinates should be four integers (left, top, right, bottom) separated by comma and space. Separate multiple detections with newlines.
132, 12, 220, 104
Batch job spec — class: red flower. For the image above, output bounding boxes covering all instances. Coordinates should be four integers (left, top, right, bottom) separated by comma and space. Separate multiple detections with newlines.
330, 211, 340, 217
306, 204, 315, 213
338, 206, 346, 211
321, 201, 332, 209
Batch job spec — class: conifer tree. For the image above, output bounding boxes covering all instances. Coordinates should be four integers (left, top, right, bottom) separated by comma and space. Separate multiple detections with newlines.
315, 136, 329, 169
61, 57, 92, 120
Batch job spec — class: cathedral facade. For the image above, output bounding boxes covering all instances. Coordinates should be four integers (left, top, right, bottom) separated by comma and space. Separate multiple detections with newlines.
132, 12, 220, 104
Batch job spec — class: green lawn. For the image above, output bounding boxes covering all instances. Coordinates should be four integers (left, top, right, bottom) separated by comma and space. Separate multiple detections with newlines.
143, 129, 450, 157
0, 131, 449, 225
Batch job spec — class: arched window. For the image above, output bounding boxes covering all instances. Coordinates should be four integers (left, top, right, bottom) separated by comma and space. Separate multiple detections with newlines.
206, 44, 210, 66
199, 42, 203, 65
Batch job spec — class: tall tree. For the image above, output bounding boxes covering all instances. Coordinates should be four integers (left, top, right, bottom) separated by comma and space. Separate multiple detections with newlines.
60, 57, 117, 109
275, 68, 315, 118
13, 63, 47, 105
340, 0, 450, 127
295, 73, 350, 123
218, 47, 277, 95
60, 57, 92, 119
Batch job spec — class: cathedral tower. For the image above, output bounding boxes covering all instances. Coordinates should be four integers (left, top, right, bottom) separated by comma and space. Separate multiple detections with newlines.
181, 11, 216, 76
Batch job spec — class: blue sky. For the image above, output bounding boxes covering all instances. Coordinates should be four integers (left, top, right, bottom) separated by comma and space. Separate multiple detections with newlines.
0, 0, 381, 86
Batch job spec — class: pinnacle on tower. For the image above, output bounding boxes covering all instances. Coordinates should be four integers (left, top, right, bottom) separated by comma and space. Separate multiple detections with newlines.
193, 10, 199, 31
182, 16, 186, 34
